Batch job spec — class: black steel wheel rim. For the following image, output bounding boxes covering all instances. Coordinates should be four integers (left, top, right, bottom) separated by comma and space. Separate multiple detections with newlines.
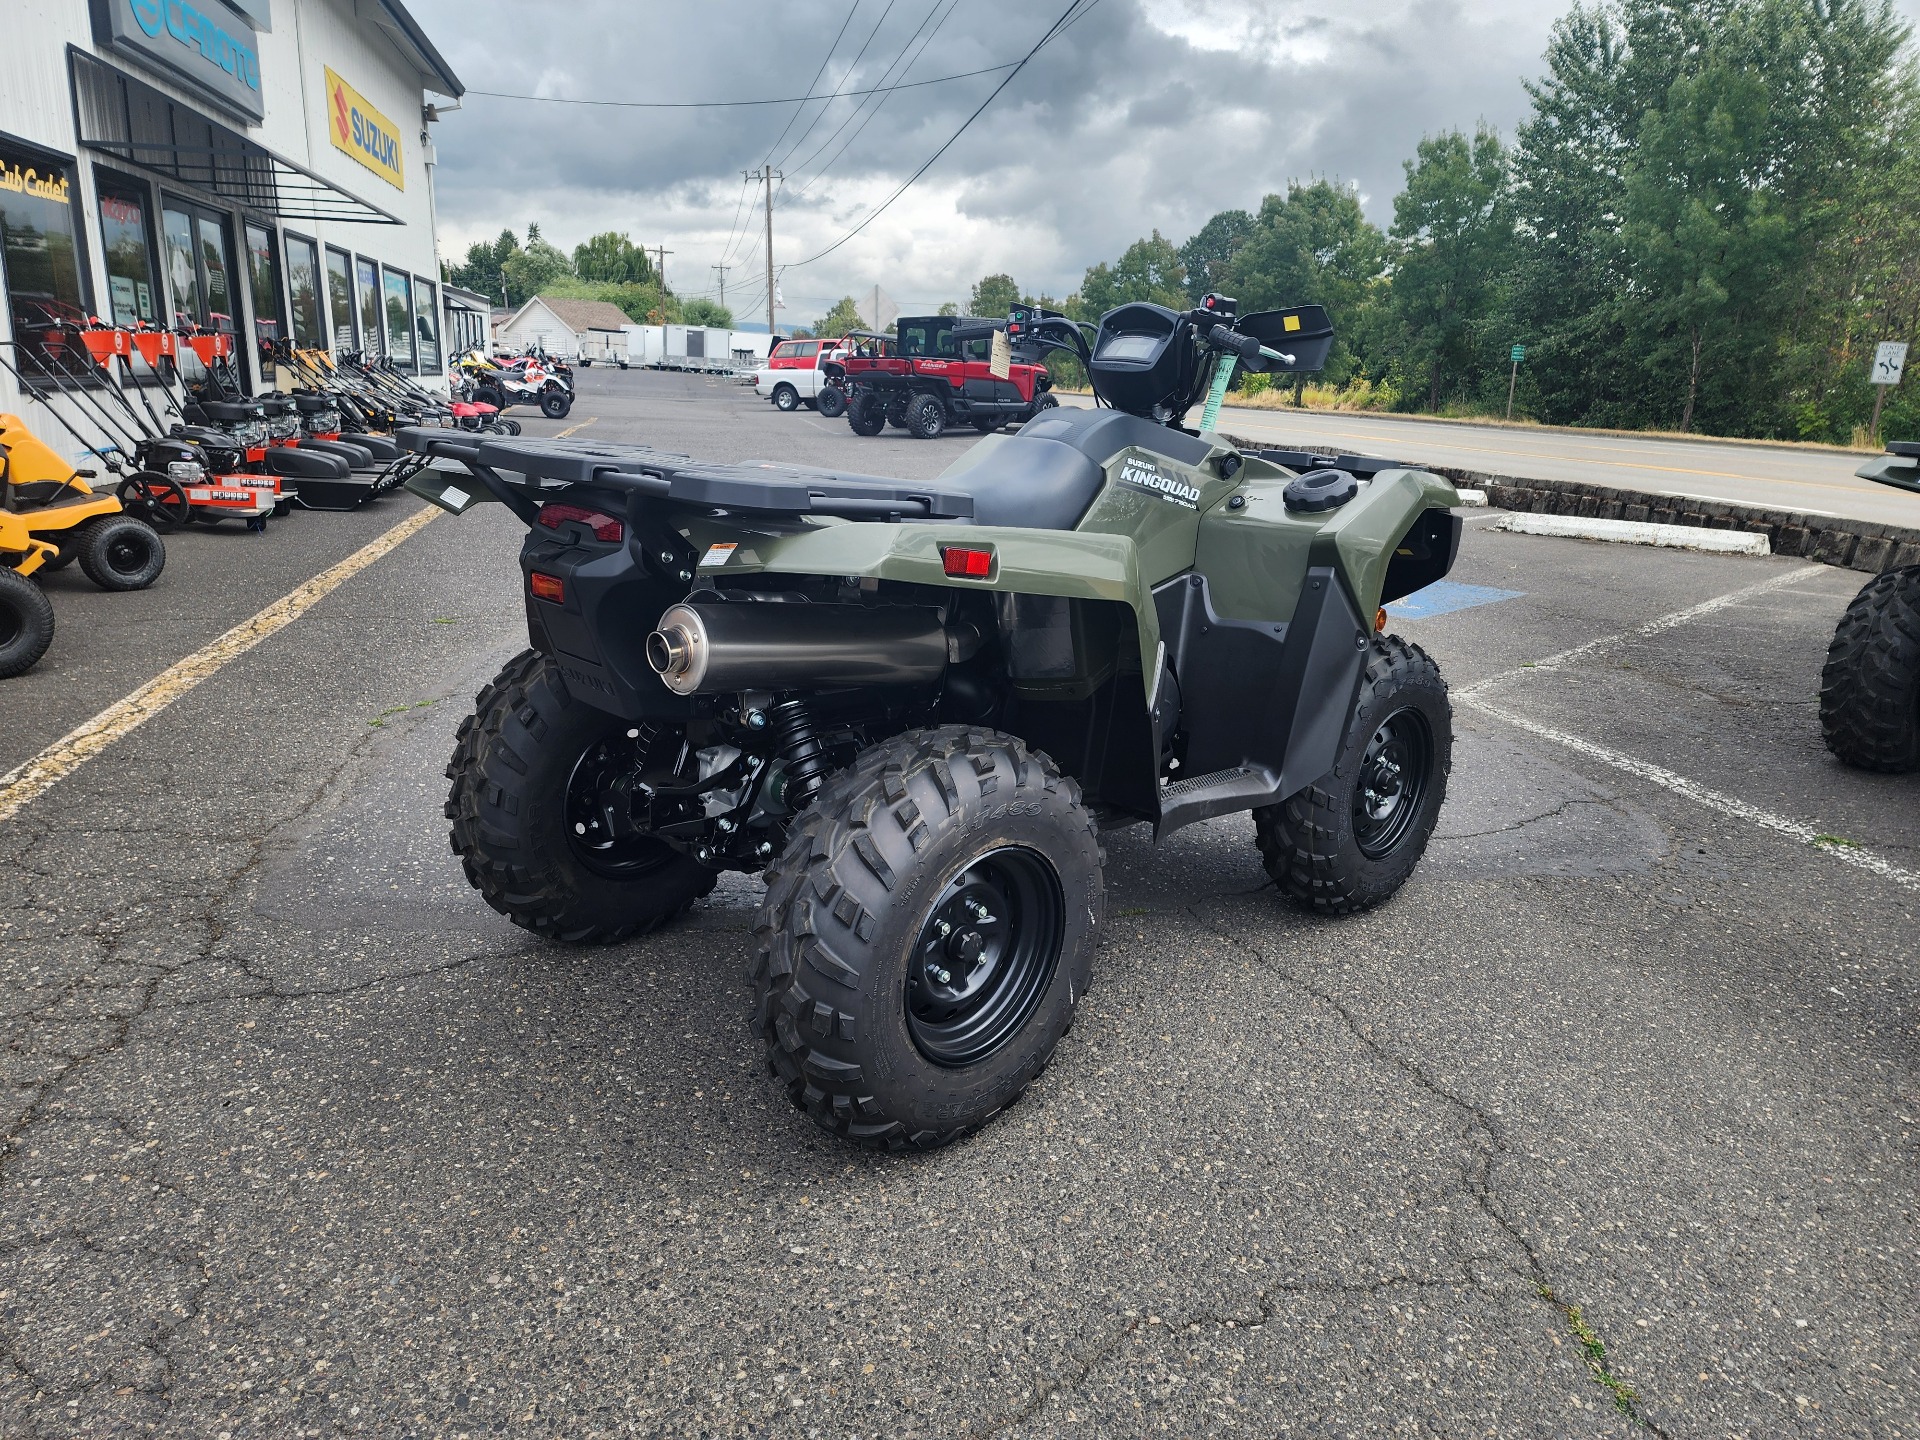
906, 846, 1064, 1068
563, 727, 690, 880
1352, 707, 1432, 860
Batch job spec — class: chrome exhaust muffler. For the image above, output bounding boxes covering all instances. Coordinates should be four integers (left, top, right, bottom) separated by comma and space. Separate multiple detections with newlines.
646, 600, 952, 696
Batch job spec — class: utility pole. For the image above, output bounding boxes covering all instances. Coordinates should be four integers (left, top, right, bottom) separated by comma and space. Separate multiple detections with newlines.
745, 167, 782, 336
710, 263, 730, 312
650, 245, 674, 298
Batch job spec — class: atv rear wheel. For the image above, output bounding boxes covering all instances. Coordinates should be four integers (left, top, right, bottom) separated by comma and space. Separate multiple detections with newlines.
1820, 564, 1920, 772
905, 392, 946, 439
847, 393, 886, 436
446, 650, 718, 943
1254, 635, 1451, 915
753, 726, 1102, 1150
0, 568, 54, 679
816, 385, 848, 419
76, 515, 166, 592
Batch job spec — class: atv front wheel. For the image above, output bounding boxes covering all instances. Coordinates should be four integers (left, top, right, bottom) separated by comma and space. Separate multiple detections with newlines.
446, 650, 717, 942
905, 393, 946, 439
847, 394, 886, 436
1254, 635, 1451, 914
540, 388, 571, 420
0, 568, 54, 678
76, 515, 166, 591
1820, 564, 1920, 772
816, 385, 847, 419
753, 726, 1102, 1150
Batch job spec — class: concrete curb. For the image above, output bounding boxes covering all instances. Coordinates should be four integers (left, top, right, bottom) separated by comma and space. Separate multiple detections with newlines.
1222, 432, 1920, 575
1496, 513, 1772, 555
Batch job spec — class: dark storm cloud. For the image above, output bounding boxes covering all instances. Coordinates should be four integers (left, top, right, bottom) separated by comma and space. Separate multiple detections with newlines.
409, 0, 1920, 322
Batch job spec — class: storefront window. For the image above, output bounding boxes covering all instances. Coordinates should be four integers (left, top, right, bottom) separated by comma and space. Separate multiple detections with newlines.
383, 266, 414, 370
161, 206, 200, 328
285, 234, 321, 349
97, 183, 157, 328
325, 246, 354, 352
355, 255, 381, 358
244, 221, 281, 364
412, 277, 440, 374
0, 146, 87, 369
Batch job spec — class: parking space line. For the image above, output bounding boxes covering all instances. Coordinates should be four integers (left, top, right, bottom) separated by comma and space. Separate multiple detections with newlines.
0, 505, 439, 825
1461, 695, 1920, 893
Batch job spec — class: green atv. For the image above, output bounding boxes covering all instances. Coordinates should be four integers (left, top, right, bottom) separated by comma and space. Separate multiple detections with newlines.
1821, 441, 1920, 771
402, 293, 1465, 1149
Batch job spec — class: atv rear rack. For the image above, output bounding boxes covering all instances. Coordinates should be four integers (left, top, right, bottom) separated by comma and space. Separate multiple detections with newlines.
398, 428, 978, 521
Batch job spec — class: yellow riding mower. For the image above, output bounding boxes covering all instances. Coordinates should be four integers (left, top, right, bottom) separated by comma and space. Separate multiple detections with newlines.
1, 413, 166, 678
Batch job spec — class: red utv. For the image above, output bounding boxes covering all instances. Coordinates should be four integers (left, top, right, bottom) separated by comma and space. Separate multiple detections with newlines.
835, 311, 1057, 438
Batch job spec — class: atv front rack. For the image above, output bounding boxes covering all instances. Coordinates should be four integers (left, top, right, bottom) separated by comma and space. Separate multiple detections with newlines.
397, 429, 978, 521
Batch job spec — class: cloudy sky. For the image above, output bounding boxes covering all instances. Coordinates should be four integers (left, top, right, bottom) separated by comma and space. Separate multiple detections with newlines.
410, 0, 1920, 328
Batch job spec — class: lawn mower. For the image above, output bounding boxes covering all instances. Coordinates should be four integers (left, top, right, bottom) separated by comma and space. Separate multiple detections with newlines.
1820, 440, 1920, 771
403, 289, 1463, 1151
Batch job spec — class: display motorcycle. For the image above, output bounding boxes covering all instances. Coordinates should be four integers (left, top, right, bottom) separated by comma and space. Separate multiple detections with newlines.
402, 292, 1464, 1150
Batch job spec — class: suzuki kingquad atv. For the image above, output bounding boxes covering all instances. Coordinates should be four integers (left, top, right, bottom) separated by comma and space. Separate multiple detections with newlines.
404, 293, 1463, 1149
1820, 440, 1920, 770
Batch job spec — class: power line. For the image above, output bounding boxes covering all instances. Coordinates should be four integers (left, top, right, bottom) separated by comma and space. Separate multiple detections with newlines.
761, 1, 861, 164
461, 58, 1023, 110
786, 0, 1095, 269
714, 173, 755, 277
792, 0, 959, 197
772, 0, 898, 170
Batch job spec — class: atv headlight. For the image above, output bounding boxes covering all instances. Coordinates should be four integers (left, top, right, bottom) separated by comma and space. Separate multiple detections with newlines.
166, 459, 204, 485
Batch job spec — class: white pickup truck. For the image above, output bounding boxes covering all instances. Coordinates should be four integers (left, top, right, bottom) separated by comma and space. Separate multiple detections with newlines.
753, 337, 849, 413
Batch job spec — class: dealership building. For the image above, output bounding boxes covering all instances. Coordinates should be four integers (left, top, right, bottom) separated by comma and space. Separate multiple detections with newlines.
0, 0, 466, 421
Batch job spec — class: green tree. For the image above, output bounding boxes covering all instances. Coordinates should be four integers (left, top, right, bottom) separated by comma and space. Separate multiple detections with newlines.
1079, 231, 1187, 316
503, 236, 574, 307
1388, 128, 1515, 411
447, 228, 522, 303
967, 273, 1024, 318
1179, 209, 1256, 303
813, 296, 866, 336
682, 298, 735, 328
572, 232, 655, 285
1225, 181, 1385, 385
539, 275, 676, 324
936, 301, 959, 317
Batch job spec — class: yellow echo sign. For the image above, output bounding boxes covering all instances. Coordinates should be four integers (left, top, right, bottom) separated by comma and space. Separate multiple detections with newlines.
325, 67, 404, 190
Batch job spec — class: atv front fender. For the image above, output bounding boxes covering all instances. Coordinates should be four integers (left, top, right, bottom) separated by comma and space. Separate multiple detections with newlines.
1311, 468, 1463, 619
678, 517, 1165, 667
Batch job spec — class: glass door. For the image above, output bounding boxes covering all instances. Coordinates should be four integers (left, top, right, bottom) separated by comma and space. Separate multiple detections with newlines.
354, 255, 381, 359
324, 246, 354, 352
161, 198, 246, 385
243, 221, 282, 371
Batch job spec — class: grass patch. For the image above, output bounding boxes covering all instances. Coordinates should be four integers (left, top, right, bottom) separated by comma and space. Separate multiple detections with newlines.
369, 700, 437, 728
1537, 1283, 1643, 1419
1812, 833, 1861, 849
430, 616, 458, 625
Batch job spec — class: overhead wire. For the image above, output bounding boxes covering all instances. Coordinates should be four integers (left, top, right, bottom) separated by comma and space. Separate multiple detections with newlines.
791, 0, 959, 197
780, 0, 939, 182
760, 0, 861, 165
785, 0, 1094, 268
770, 0, 899, 171
464, 62, 1026, 110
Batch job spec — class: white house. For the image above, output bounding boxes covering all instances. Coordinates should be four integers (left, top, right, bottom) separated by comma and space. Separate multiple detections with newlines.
496, 296, 632, 360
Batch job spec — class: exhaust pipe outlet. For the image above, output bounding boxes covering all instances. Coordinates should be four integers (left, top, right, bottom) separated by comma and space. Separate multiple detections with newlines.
647, 600, 951, 696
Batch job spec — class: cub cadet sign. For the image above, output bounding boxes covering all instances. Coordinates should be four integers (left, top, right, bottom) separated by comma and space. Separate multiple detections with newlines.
326, 68, 404, 190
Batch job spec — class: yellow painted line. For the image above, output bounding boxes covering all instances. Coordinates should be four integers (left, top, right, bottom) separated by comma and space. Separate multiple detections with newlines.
0, 506, 439, 824
553, 416, 596, 439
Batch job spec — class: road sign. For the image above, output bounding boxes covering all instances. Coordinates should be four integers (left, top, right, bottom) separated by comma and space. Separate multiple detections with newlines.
1510, 345, 1527, 363
1871, 341, 1908, 386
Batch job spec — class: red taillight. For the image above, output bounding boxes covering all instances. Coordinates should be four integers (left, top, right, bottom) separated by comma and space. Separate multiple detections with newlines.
529, 572, 565, 604
942, 546, 994, 579
537, 503, 624, 543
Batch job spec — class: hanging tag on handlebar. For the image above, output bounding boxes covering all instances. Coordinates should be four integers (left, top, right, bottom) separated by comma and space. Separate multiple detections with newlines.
990, 328, 1011, 381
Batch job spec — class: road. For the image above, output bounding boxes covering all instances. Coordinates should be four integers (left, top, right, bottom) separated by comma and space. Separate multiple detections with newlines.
1, 368, 1915, 1437
1059, 394, 1915, 529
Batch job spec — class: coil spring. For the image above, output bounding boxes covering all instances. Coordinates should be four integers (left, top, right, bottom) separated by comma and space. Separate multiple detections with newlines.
771, 700, 830, 812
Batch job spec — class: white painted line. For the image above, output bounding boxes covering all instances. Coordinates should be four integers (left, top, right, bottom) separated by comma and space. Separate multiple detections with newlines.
1461, 696, 1920, 893
1460, 564, 1824, 697
0, 506, 439, 824
1454, 489, 1488, 507
1496, 512, 1771, 554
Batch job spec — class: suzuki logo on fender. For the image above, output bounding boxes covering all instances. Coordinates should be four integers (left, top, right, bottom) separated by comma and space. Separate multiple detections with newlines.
1119, 456, 1201, 509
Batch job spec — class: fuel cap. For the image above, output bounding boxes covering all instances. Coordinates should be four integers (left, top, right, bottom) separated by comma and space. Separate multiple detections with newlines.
1283, 468, 1359, 513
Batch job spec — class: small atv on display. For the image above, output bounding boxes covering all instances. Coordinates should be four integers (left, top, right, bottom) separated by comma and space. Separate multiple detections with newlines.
1821, 440, 1920, 771
404, 293, 1464, 1149
837, 310, 1059, 438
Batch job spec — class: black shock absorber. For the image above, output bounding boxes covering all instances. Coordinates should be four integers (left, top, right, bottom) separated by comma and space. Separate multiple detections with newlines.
771, 700, 830, 812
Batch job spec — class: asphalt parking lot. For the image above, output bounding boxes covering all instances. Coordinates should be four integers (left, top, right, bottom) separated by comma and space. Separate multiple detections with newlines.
2, 366, 1915, 1438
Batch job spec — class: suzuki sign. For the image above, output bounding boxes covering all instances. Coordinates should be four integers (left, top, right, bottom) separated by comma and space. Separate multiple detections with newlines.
94, 0, 265, 124
325, 67, 405, 190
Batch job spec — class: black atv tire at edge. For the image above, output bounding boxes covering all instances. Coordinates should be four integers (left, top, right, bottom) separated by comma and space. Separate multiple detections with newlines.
445, 648, 717, 942
1254, 634, 1451, 915
751, 726, 1104, 1151
816, 385, 847, 419
0, 568, 55, 678
847, 394, 885, 436
1820, 564, 1920, 772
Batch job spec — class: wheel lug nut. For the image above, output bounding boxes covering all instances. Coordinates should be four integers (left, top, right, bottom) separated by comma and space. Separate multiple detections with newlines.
936, 920, 951, 937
